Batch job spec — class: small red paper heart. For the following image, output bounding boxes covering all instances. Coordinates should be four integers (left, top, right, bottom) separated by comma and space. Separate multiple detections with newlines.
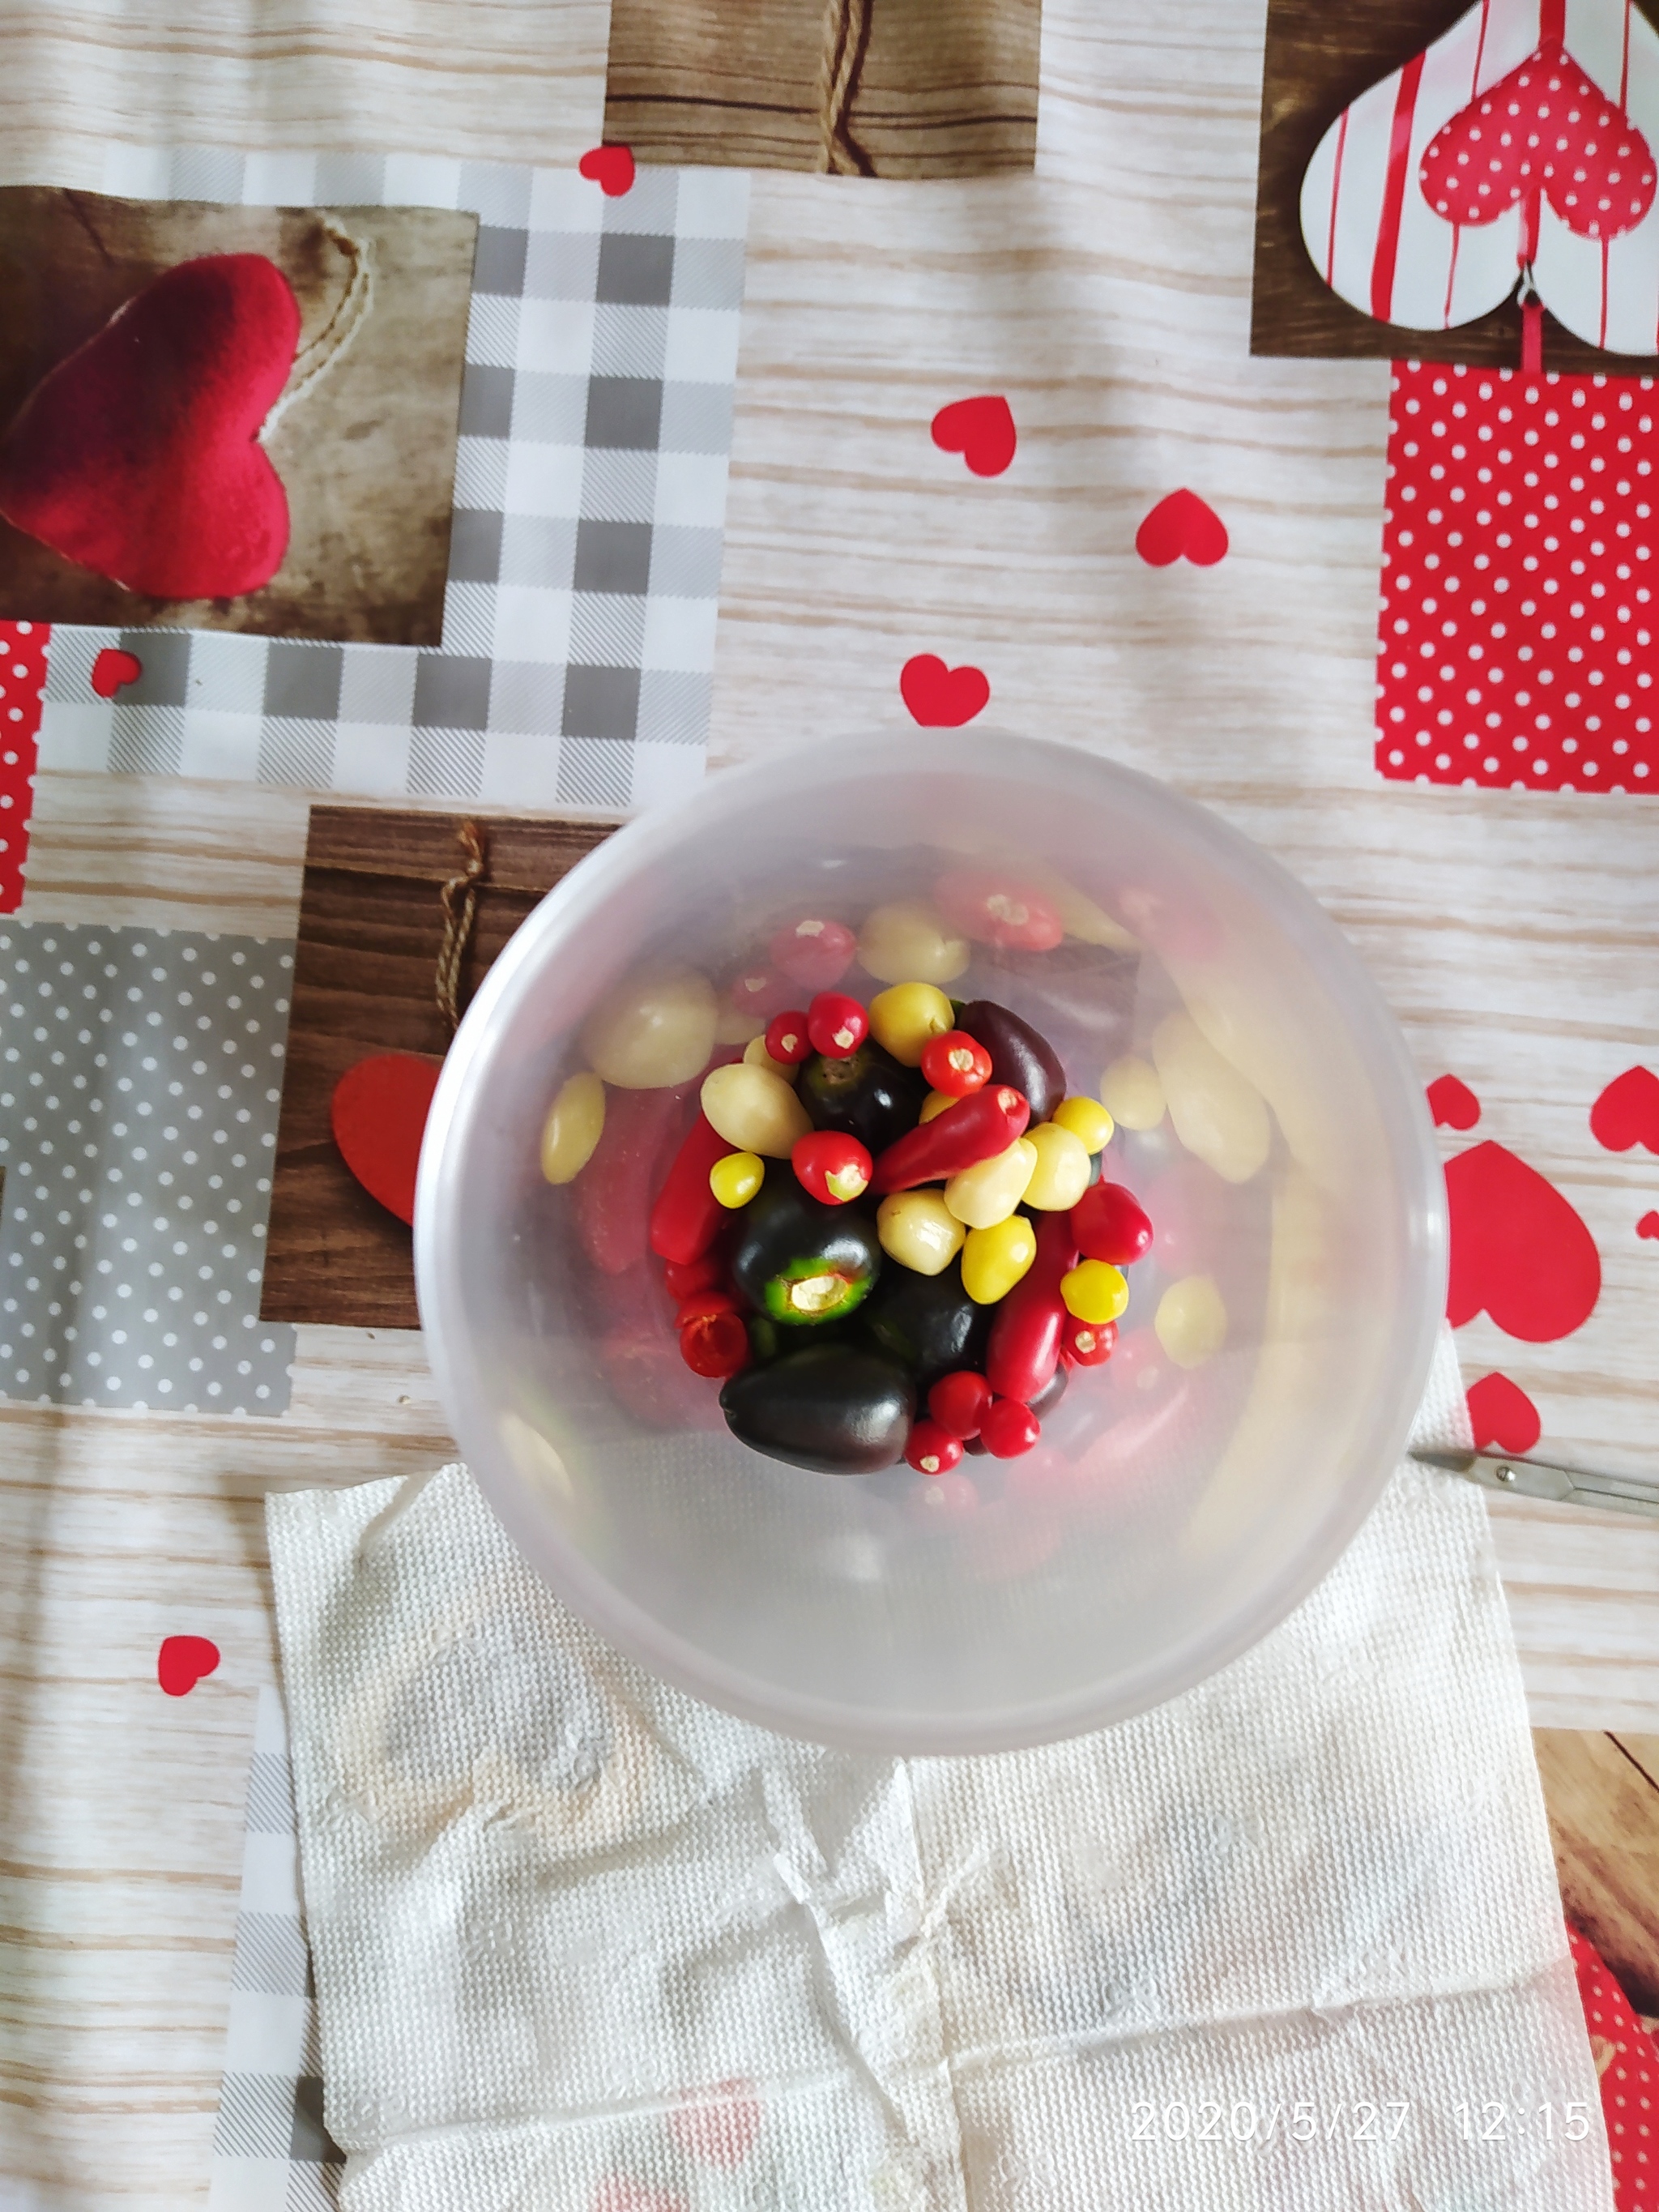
331, 1053, 443, 1226
1427, 1074, 1481, 1130
90, 647, 143, 699
900, 653, 990, 728
1465, 1371, 1542, 1454
1639, 1211, 1659, 1241
157, 1634, 220, 1697
0, 255, 300, 601
1135, 489, 1229, 568
669, 2079, 761, 2168
1445, 1141, 1601, 1343
579, 145, 637, 197
1591, 1065, 1659, 1154
1421, 39, 1657, 243
931, 395, 1016, 477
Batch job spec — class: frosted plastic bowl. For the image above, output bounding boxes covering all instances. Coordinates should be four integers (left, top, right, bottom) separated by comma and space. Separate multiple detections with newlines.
415, 731, 1448, 1754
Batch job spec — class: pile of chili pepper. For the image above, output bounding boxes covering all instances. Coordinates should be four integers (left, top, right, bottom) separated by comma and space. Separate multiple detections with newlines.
631, 950, 1155, 1480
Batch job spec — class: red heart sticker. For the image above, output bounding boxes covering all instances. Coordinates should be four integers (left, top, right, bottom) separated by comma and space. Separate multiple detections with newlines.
0, 256, 299, 601
900, 654, 990, 727
1135, 489, 1229, 568
579, 145, 637, 197
90, 647, 143, 699
931, 395, 1016, 477
331, 1053, 443, 1226
158, 1634, 220, 1697
1465, 1371, 1542, 1454
1427, 1074, 1481, 1130
1421, 40, 1657, 243
1445, 1142, 1601, 1342
1591, 1065, 1659, 1154
1639, 1211, 1659, 1241
668, 2078, 761, 2168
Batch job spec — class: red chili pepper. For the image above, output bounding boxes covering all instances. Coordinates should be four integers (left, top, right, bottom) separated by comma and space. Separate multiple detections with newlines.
574, 1085, 688, 1275
919, 1029, 993, 1098
649, 1113, 734, 1266
724, 964, 794, 1022
679, 1308, 750, 1379
663, 1251, 725, 1300
984, 1210, 1077, 1404
869, 1084, 1030, 1194
1071, 1182, 1154, 1266
770, 916, 856, 990
932, 868, 1064, 952
764, 1010, 812, 1065
791, 1129, 872, 1205
928, 1369, 992, 1440
807, 991, 869, 1057
675, 1289, 740, 1328
1060, 1314, 1117, 1368
979, 1399, 1041, 1457
905, 1420, 963, 1475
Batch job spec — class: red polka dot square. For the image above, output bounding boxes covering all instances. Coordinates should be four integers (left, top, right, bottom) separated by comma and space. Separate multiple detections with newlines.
1375, 361, 1659, 792
0, 621, 47, 911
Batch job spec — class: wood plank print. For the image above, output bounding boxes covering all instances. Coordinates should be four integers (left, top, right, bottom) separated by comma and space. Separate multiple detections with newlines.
261, 806, 614, 1330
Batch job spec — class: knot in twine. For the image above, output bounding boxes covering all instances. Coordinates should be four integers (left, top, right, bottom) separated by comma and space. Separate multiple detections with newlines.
436, 820, 489, 1036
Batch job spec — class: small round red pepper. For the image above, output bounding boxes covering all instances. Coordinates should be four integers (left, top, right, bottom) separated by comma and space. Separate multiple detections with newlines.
928, 1369, 992, 1440
770, 916, 856, 991
932, 869, 1064, 952
869, 1084, 1030, 1194
663, 1251, 724, 1300
806, 991, 869, 1057
763, 1010, 812, 1065
1060, 1314, 1117, 1368
1071, 1182, 1154, 1266
905, 1420, 964, 1475
791, 1129, 872, 1205
679, 1309, 750, 1379
919, 1029, 993, 1098
674, 1289, 740, 1329
724, 964, 794, 1022
980, 1399, 1041, 1457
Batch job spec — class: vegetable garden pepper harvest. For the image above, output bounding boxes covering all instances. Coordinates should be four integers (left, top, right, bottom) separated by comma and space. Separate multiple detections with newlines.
548, 871, 1162, 1478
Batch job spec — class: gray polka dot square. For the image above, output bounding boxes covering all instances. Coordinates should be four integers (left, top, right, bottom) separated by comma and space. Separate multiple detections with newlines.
0, 920, 297, 1414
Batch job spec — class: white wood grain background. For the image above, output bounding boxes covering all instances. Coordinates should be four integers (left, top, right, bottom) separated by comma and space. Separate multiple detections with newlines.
0, 0, 1656, 2198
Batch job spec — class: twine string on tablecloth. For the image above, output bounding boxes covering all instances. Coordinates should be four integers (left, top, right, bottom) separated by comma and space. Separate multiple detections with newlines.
262, 217, 377, 439
436, 819, 489, 1036
821, 0, 876, 176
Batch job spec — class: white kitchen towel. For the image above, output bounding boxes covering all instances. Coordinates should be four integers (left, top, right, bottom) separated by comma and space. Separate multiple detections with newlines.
267, 1330, 1614, 2212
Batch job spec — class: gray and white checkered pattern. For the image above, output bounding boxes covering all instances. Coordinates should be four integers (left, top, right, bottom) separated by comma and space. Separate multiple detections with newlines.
36, 147, 750, 814
210, 1685, 340, 2212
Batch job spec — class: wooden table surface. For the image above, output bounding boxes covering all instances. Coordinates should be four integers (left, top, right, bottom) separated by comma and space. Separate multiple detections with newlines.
1, 0, 1657, 2200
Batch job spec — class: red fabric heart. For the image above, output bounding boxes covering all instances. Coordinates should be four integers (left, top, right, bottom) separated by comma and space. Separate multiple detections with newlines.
1568, 1924, 1659, 2212
1465, 1370, 1542, 1454
900, 654, 990, 727
0, 255, 300, 602
931, 395, 1016, 477
1375, 364, 1659, 792
90, 647, 143, 699
1135, 489, 1229, 567
1445, 1140, 1601, 1341
331, 1053, 443, 1226
1639, 1211, 1659, 1240
157, 1634, 220, 1697
579, 145, 637, 197
0, 619, 47, 915
1592, 1065, 1659, 1154
1427, 1073, 1481, 1129
1421, 40, 1657, 243
668, 2080, 761, 2168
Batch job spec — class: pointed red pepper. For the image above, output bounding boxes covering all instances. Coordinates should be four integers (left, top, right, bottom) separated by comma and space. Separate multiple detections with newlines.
868, 1084, 1030, 1194
574, 1084, 689, 1275
649, 1112, 736, 1266
984, 1208, 1078, 1404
